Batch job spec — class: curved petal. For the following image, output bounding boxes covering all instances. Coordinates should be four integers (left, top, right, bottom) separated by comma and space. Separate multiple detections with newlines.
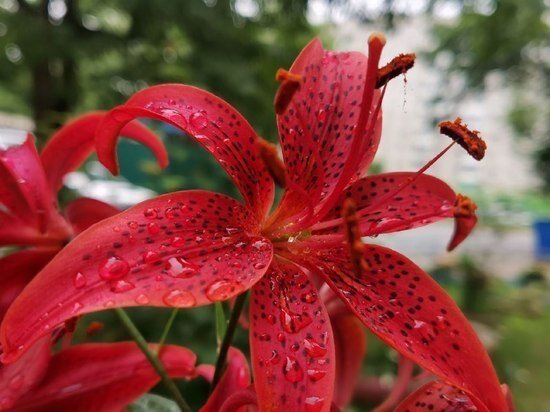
41, 111, 167, 193
0, 336, 51, 410
296, 245, 507, 412
64, 197, 120, 235
0, 248, 59, 322
318, 172, 456, 236
448, 214, 477, 252
219, 387, 258, 412
250, 259, 336, 412
272, 38, 382, 231
1, 191, 273, 363
395, 380, 476, 412
0, 134, 70, 243
11, 342, 196, 411
95, 84, 274, 220
201, 348, 250, 412
326, 298, 366, 408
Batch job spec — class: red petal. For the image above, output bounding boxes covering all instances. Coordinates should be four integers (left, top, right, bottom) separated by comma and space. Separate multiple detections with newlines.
0, 191, 273, 363
0, 135, 70, 243
448, 214, 477, 251
273, 39, 382, 229
41, 111, 167, 193
249, 259, 336, 412
298, 245, 507, 412
95, 84, 274, 220
64, 197, 119, 235
201, 347, 250, 412
326, 298, 366, 408
12, 342, 196, 411
219, 387, 257, 412
0, 336, 51, 409
395, 380, 477, 411
318, 173, 456, 236
0, 248, 59, 322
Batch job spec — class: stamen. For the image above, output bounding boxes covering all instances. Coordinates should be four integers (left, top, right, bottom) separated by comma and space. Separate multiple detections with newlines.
342, 197, 369, 275
439, 117, 487, 160
375, 53, 416, 88
274, 68, 303, 115
454, 193, 477, 218
257, 137, 286, 187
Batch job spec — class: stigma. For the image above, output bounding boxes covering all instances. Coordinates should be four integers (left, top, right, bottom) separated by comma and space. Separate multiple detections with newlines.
274, 68, 303, 115
439, 118, 487, 160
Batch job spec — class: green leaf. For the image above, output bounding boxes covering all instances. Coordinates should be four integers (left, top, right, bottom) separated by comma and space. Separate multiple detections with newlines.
129, 394, 180, 412
214, 302, 227, 348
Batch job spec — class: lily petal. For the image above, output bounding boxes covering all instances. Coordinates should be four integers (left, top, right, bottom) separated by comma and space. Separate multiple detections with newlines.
1, 191, 273, 362
64, 197, 120, 235
11, 342, 196, 411
0, 248, 59, 322
95, 84, 274, 220
200, 347, 250, 412
273, 38, 382, 229
298, 245, 507, 412
0, 336, 51, 410
41, 111, 167, 193
219, 386, 258, 412
395, 380, 476, 411
448, 213, 477, 252
250, 259, 336, 412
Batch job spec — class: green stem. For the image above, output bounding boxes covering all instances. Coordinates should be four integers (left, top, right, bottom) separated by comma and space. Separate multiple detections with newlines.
211, 292, 248, 391
156, 308, 179, 355
115, 308, 191, 412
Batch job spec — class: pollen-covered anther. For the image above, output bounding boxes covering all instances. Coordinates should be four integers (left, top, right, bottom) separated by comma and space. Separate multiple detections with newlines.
258, 137, 286, 188
439, 117, 487, 160
454, 194, 477, 218
375, 53, 416, 88
342, 197, 369, 275
274, 68, 303, 115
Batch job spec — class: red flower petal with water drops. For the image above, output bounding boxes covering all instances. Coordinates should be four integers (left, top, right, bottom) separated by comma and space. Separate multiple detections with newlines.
250, 259, 336, 412
0, 134, 70, 244
64, 197, 120, 235
395, 380, 477, 411
0, 191, 273, 362
41, 111, 167, 193
272, 38, 382, 231
326, 297, 366, 408
10, 342, 197, 411
298, 245, 507, 412
0, 248, 58, 322
316, 173, 456, 236
201, 347, 250, 412
0, 336, 51, 410
95, 84, 274, 220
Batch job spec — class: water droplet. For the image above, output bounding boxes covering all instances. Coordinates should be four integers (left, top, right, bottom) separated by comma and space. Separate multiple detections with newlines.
99, 256, 130, 280
301, 292, 317, 303
205, 279, 243, 302
143, 251, 161, 264
127, 221, 139, 229
252, 240, 270, 251
71, 301, 83, 313
110, 279, 135, 293
73, 272, 87, 289
276, 333, 286, 343
225, 227, 240, 235
268, 350, 280, 365
266, 314, 276, 325
104, 300, 115, 308
189, 112, 208, 130
280, 307, 312, 333
163, 289, 196, 307
164, 208, 177, 219
414, 319, 427, 329
305, 396, 325, 412
307, 369, 327, 382
135, 294, 150, 304
303, 338, 327, 358
282, 355, 303, 383
166, 256, 199, 278
316, 109, 327, 122
147, 222, 160, 235
171, 236, 185, 247
161, 109, 187, 127
143, 208, 158, 219
253, 262, 267, 270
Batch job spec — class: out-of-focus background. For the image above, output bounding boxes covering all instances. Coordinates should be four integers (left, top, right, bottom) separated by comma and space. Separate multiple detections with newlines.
1, 0, 549, 410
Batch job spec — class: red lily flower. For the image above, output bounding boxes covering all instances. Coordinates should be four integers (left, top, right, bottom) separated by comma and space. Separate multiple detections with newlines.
1, 34, 509, 411
0, 337, 197, 411
0, 113, 166, 320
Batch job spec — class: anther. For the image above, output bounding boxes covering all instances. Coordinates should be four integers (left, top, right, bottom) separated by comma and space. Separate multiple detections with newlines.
342, 197, 369, 275
454, 194, 477, 218
274, 68, 303, 115
439, 117, 487, 160
258, 137, 286, 187
376, 53, 416, 88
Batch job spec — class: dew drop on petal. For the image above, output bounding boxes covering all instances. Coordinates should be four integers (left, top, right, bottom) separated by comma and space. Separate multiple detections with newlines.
303, 338, 327, 358
307, 369, 327, 382
135, 294, 150, 305
73, 272, 87, 289
205, 279, 243, 302
282, 355, 303, 383
166, 256, 199, 278
269, 350, 280, 365
143, 251, 161, 264
280, 307, 312, 333
127, 221, 139, 229
163, 289, 196, 307
147, 222, 160, 235
305, 396, 325, 412
161, 109, 187, 127
110, 279, 135, 293
253, 262, 267, 270
143, 208, 158, 220
71, 301, 83, 313
189, 112, 208, 130
99, 256, 130, 280
225, 227, 240, 235
171, 236, 185, 247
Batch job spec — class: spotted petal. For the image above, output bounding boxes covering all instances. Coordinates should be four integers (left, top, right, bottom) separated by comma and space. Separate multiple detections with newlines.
10, 342, 196, 411
0, 191, 273, 362
250, 259, 336, 412
297, 245, 507, 412
41, 111, 167, 193
395, 380, 476, 411
95, 84, 275, 220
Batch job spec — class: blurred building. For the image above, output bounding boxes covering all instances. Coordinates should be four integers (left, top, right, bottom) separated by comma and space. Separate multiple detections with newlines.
335, 18, 540, 192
